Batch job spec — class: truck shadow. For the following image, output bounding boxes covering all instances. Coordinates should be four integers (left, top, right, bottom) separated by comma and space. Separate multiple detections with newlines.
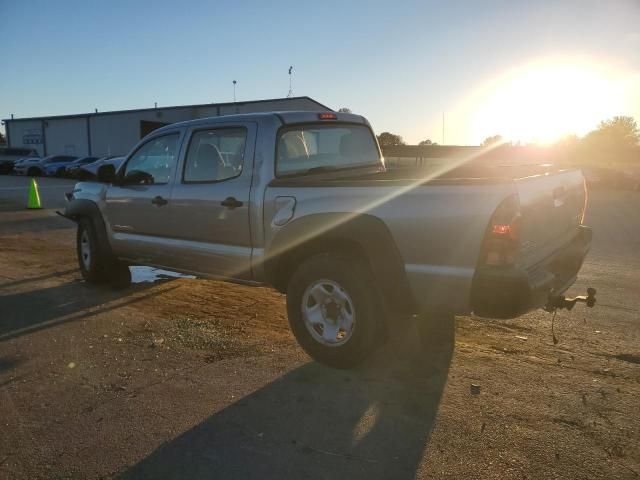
119, 320, 454, 480
0, 280, 180, 342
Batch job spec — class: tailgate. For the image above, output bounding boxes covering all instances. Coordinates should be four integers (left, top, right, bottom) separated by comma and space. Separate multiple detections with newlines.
516, 170, 586, 267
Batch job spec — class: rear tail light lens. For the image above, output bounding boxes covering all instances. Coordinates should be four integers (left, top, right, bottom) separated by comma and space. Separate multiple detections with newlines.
479, 195, 521, 266
491, 224, 512, 236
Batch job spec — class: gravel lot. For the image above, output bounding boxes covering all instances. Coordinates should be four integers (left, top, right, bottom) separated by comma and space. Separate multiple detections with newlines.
1, 176, 639, 479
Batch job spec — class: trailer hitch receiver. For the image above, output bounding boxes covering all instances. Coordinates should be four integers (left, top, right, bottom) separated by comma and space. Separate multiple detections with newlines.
545, 287, 596, 312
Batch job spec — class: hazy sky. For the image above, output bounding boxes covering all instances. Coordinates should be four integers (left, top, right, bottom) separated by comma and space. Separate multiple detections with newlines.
1, 0, 639, 144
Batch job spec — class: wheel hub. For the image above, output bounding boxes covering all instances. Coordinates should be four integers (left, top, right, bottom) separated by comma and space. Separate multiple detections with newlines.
323, 300, 341, 323
302, 279, 356, 347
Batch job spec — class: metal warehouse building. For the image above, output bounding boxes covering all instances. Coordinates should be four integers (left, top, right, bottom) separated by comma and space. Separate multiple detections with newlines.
1, 96, 330, 158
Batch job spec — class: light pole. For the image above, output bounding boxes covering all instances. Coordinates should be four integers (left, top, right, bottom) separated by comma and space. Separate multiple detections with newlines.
233, 80, 237, 103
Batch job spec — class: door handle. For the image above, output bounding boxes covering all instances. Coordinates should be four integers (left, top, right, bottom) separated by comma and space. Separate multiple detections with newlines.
221, 197, 243, 209
151, 195, 168, 206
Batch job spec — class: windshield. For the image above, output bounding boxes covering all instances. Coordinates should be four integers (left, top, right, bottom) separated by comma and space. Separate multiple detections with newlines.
276, 124, 380, 177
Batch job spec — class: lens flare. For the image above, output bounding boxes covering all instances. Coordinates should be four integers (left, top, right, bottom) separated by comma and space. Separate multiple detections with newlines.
459, 58, 631, 145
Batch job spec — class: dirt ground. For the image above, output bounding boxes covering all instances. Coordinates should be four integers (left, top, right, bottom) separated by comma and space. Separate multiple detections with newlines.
1, 176, 639, 479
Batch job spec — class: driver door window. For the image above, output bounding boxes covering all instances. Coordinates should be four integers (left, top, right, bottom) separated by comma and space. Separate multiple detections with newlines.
123, 134, 179, 185
105, 131, 182, 264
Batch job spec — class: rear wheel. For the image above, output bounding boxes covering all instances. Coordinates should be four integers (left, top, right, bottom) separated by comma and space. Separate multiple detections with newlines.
286, 254, 380, 369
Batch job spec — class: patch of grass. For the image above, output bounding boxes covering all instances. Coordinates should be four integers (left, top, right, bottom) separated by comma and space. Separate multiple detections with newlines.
165, 316, 251, 359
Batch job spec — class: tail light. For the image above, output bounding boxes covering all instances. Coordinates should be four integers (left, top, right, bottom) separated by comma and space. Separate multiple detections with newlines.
479, 194, 521, 266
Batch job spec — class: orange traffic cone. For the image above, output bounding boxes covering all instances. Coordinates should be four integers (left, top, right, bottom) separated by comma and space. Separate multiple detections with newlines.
27, 178, 42, 209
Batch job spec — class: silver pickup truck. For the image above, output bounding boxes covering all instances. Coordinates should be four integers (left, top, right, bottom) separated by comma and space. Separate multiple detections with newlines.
63, 111, 592, 368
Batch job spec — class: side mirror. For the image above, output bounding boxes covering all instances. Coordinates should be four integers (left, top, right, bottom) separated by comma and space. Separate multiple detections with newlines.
97, 164, 116, 184
122, 169, 154, 185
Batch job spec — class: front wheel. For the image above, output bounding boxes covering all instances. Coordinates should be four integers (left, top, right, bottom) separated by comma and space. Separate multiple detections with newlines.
286, 254, 380, 369
77, 218, 107, 283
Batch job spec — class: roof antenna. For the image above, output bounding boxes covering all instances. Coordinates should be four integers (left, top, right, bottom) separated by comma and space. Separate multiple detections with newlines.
287, 66, 294, 98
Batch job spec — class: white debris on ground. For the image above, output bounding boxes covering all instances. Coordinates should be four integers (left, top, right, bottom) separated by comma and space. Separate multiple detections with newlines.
130, 266, 196, 284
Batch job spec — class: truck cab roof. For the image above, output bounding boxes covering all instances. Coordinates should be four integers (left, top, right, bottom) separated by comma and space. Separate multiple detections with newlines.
152, 111, 368, 136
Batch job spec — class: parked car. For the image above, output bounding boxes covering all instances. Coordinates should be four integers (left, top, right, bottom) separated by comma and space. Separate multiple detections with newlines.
43, 156, 79, 177
77, 156, 124, 181
582, 166, 640, 191
0, 147, 39, 174
13, 156, 45, 176
12, 157, 36, 171
63, 111, 593, 368
63, 156, 100, 178
14, 154, 76, 176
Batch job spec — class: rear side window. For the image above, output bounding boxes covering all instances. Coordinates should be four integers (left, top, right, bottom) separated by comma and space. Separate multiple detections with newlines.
124, 134, 179, 185
183, 128, 246, 183
276, 124, 379, 177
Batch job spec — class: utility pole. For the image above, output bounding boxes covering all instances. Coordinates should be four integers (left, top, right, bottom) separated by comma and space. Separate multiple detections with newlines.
287, 66, 294, 98
233, 80, 237, 102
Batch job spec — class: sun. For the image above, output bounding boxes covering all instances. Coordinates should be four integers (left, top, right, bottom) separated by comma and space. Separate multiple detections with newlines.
465, 59, 629, 145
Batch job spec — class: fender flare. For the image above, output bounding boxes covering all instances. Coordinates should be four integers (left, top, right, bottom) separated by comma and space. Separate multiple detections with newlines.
265, 213, 416, 314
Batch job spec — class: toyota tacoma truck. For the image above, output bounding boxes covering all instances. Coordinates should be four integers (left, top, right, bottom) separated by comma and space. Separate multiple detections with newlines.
62, 111, 592, 368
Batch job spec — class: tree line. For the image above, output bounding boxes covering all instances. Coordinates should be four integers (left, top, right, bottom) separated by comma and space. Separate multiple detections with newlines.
376, 116, 640, 158
482, 116, 640, 150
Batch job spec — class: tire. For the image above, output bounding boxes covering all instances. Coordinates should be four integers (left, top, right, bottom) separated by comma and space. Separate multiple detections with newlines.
77, 218, 107, 284
56, 167, 66, 177
286, 253, 380, 369
27, 167, 40, 177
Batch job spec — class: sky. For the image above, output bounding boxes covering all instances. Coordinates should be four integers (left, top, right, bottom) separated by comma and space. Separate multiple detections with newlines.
1, 0, 639, 145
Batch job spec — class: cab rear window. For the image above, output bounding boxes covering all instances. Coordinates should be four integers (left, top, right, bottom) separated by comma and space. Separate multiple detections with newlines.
276, 124, 380, 177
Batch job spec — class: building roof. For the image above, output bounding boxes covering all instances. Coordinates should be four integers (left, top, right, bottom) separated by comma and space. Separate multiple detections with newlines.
2, 96, 333, 123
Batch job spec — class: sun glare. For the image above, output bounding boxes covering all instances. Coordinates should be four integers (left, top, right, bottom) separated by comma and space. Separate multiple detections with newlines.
465, 59, 629, 145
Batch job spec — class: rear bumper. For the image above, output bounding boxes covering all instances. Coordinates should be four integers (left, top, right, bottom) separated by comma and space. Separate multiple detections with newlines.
471, 226, 592, 319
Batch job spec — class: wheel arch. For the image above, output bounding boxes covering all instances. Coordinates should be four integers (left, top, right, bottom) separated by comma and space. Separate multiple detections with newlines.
65, 199, 115, 262
265, 213, 417, 314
